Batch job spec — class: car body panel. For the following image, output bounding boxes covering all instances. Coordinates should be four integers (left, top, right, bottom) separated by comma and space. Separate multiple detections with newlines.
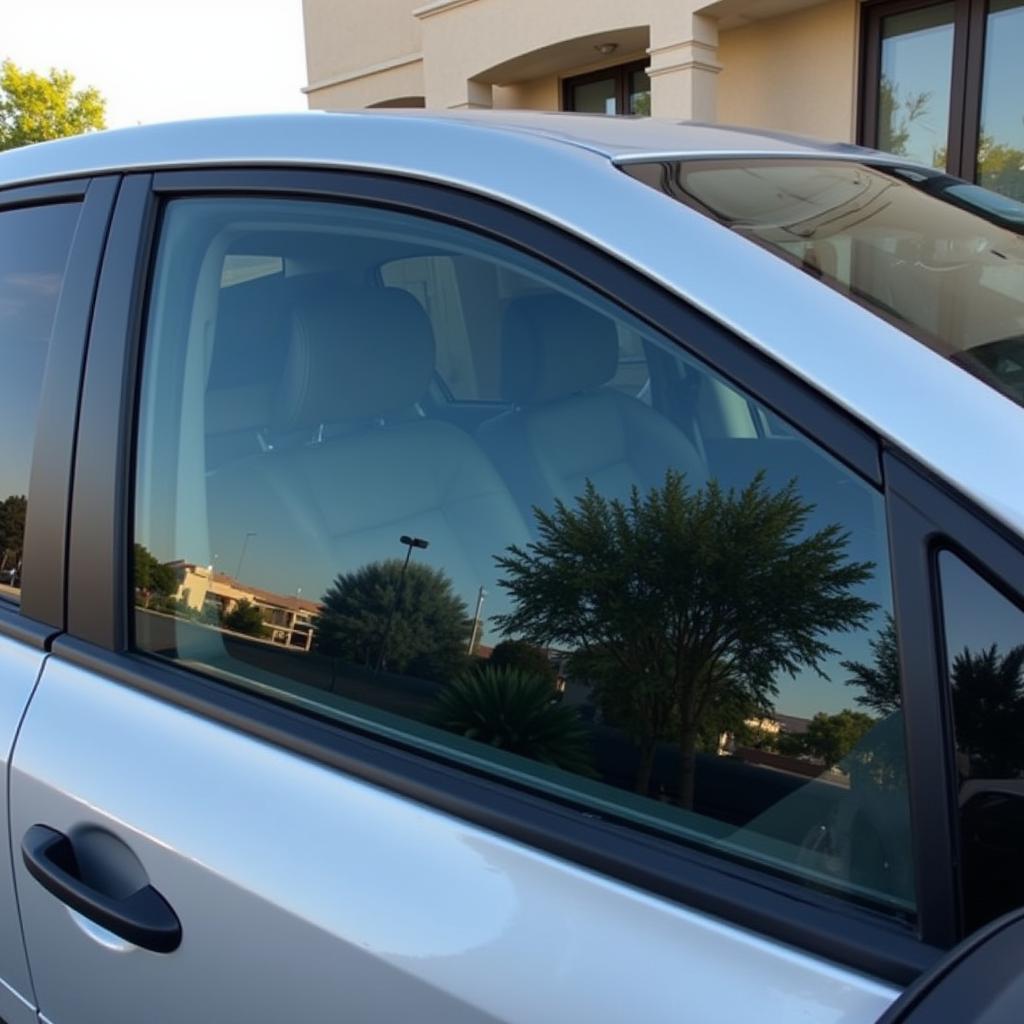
0, 632, 43, 1024
0, 112, 1019, 541
9, 658, 899, 1024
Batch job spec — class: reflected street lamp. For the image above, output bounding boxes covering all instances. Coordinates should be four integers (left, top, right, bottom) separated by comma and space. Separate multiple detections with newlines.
375, 534, 429, 673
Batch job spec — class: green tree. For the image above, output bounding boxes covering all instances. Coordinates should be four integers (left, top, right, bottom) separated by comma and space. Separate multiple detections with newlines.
495, 471, 876, 807
434, 665, 593, 775
315, 559, 471, 681
843, 613, 901, 716
0, 59, 106, 151
799, 709, 877, 770
132, 543, 178, 609
222, 598, 268, 638
0, 494, 27, 572
488, 639, 558, 688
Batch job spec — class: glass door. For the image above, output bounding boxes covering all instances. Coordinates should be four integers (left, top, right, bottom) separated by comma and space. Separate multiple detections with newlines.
564, 61, 650, 116
861, 0, 1024, 197
976, 0, 1024, 198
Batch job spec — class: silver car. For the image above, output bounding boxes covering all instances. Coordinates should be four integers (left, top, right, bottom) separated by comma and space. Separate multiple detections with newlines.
0, 112, 1022, 1024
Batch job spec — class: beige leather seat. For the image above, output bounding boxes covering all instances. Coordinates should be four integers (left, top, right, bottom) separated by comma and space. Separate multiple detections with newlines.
479, 292, 708, 527
205, 284, 531, 617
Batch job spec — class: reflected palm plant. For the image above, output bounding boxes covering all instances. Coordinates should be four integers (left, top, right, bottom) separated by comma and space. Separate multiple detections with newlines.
434, 665, 594, 776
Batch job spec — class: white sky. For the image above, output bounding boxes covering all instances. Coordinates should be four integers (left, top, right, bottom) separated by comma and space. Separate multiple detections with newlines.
3, 0, 309, 129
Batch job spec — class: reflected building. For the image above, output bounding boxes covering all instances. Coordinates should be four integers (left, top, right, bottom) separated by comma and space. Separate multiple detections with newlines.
167, 561, 320, 651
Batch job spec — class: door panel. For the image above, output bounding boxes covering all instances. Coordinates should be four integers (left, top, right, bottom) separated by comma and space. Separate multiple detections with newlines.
11, 658, 900, 1024
0, 634, 45, 1024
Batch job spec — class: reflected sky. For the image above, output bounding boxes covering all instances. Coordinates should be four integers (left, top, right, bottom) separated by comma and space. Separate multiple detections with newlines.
940, 550, 1024, 658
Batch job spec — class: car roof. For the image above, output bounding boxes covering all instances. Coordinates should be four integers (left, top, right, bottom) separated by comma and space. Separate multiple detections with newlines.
1, 111, 1022, 539
0, 110, 901, 189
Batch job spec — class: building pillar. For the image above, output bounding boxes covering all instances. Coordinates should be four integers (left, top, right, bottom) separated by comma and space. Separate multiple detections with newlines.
647, 13, 721, 121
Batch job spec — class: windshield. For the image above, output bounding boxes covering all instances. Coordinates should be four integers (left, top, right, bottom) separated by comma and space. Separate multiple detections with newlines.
623, 158, 1024, 408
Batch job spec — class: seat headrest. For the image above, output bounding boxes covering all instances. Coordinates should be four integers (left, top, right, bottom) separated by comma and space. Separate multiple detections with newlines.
273, 285, 436, 430
500, 293, 619, 404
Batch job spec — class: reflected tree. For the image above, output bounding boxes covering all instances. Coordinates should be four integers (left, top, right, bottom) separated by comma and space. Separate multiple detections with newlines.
877, 75, 931, 159
0, 494, 27, 575
495, 471, 876, 808
133, 542, 178, 609
798, 709, 877, 770
315, 559, 471, 681
488, 639, 559, 689
222, 598, 268, 639
434, 665, 594, 776
951, 644, 1024, 778
843, 613, 902, 716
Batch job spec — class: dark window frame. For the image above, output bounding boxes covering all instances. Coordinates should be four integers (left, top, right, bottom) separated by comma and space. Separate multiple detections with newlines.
0, 174, 119, 645
859, 0, 997, 182
884, 450, 1024, 942
562, 59, 649, 115
61, 165, 982, 981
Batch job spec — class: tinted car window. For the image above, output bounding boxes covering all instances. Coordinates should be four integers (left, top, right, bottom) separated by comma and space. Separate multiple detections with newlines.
380, 254, 651, 402
938, 551, 1024, 932
0, 201, 79, 603
134, 196, 913, 915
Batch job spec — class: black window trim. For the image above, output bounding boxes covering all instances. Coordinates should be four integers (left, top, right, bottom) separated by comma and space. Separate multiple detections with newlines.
0, 174, 119, 647
63, 165, 954, 984
886, 448, 1024, 946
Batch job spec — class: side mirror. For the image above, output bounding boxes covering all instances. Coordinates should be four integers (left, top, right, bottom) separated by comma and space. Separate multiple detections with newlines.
877, 907, 1024, 1022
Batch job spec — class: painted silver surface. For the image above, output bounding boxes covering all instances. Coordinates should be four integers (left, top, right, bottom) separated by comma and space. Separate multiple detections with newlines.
0, 111, 1019, 539
11, 659, 900, 1024
0, 633, 42, 1024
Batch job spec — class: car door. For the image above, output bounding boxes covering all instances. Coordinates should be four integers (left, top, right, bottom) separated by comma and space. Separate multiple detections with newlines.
0, 176, 115, 1024
9, 169, 947, 1023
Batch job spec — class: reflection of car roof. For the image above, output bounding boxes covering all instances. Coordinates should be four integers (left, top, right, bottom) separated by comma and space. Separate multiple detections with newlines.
1, 112, 1021, 539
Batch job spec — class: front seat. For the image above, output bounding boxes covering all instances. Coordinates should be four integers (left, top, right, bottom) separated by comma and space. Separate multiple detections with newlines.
479, 292, 708, 527
205, 284, 531, 627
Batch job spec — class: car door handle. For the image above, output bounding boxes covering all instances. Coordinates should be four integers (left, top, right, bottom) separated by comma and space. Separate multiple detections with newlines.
21, 824, 182, 953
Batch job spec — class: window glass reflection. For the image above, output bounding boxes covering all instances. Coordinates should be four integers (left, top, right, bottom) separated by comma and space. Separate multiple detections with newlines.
878, 4, 955, 167
570, 78, 617, 115
0, 202, 79, 602
939, 551, 1024, 932
977, 0, 1024, 201
133, 197, 914, 915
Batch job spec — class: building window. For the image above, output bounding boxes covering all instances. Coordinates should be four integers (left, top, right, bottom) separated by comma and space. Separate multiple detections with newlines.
861, 0, 1024, 200
563, 61, 650, 116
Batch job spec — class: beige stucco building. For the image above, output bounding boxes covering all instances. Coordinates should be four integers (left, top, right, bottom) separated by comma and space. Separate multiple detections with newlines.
301, 0, 1024, 199
302, 0, 860, 143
